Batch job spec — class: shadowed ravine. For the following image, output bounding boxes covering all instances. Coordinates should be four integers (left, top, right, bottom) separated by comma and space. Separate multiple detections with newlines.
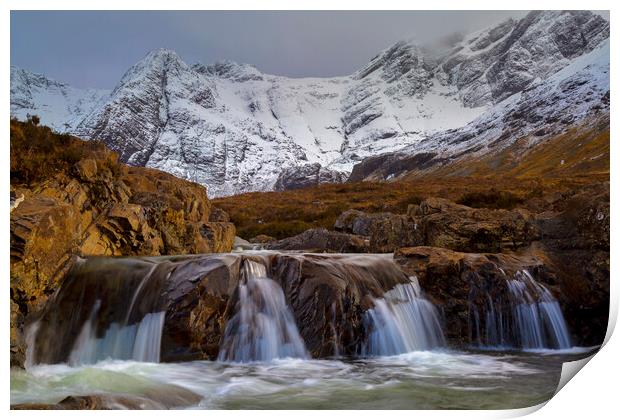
11, 251, 596, 409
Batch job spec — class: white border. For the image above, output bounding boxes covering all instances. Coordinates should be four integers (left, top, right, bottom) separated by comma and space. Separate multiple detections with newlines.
3, 1, 617, 419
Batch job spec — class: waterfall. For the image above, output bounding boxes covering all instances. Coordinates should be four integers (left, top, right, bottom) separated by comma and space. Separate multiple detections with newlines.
24, 321, 40, 370
69, 301, 166, 365
362, 276, 445, 356
218, 259, 308, 362
470, 270, 571, 350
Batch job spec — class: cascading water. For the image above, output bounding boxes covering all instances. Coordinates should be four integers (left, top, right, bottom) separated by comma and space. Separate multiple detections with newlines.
217, 259, 308, 362
69, 300, 166, 365
362, 276, 445, 356
28, 258, 169, 367
470, 270, 571, 350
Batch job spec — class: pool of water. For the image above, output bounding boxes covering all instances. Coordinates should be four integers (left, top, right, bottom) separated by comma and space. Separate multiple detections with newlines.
10, 347, 598, 409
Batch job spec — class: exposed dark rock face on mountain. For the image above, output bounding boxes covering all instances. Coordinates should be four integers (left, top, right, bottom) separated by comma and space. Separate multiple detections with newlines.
274, 163, 348, 191
10, 121, 235, 367
10, 11, 610, 196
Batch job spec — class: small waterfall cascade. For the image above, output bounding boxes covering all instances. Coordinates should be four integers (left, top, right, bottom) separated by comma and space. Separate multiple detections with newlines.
28, 257, 169, 367
362, 276, 445, 356
469, 270, 571, 349
218, 259, 308, 362
69, 301, 166, 365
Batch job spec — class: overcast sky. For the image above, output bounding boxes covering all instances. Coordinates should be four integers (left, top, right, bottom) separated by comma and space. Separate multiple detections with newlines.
9, 10, 608, 89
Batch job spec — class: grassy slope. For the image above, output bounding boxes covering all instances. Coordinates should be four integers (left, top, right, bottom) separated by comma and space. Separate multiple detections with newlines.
214, 122, 609, 240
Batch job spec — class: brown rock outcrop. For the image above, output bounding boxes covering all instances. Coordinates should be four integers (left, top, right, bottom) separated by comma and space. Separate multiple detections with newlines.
28, 253, 413, 364
413, 198, 540, 253
533, 182, 610, 345
333, 197, 539, 254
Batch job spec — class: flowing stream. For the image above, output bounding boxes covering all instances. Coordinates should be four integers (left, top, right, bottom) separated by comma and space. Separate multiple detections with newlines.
11, 349, 597, 409
12, 251, 586, 409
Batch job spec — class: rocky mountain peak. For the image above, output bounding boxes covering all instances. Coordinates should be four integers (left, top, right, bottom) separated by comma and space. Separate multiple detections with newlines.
437, 10, 609, 107
193, 60, 264, 82
354, 40, 433, 82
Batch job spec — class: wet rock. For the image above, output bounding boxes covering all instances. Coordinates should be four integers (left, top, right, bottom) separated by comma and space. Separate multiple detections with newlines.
29, 252, 414, 363
267, 228, 369, 253
11, 386, 202, 409
233, 236, 254, 250
394, 246, 550, 346
30, 254, 242, 365
270, 253, 412, 357
534, 182, 610, 345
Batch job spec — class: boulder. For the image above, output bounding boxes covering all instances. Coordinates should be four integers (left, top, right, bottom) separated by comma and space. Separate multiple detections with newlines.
413, 197, 540, 253
267, 228, 369, 253
208, 206, 230, 222
11, 387, 201, 410
334, 209, 387, 236
534, 182, 610, 345
270, 253, 410, 357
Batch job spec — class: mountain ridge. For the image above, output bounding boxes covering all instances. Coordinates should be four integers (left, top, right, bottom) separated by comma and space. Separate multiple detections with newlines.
10, 10, 609, 197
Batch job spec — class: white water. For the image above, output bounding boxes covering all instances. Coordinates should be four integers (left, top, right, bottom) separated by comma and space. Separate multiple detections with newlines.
507, 271, 571, 349
217, 260, 308, 362
13, 348, 597, 409
471, 270, 571, 350
69, 300, 166, 365
362, 276, 445, 356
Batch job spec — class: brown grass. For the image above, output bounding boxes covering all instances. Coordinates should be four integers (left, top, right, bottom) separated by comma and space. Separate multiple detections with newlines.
10, 117, 120, 185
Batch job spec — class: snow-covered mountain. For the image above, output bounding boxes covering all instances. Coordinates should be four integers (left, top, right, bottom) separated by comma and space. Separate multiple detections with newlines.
10, 67, 109, 132
10, 11, 609, 197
